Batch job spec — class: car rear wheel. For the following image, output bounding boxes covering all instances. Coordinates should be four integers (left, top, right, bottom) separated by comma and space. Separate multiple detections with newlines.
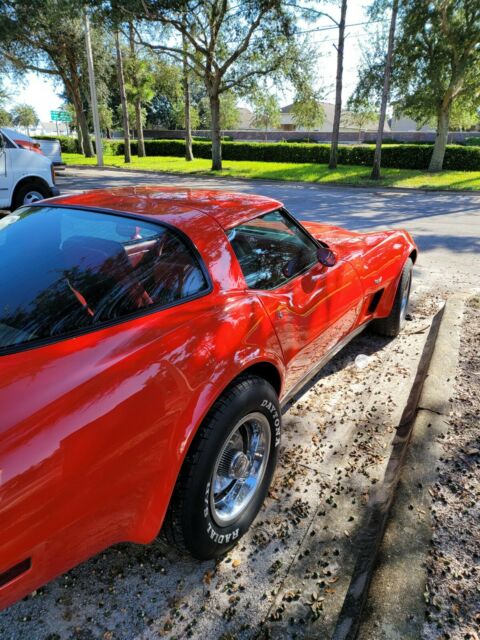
163, 375, 281, 559
371, 257, 413, 337
13, 182, 50, 210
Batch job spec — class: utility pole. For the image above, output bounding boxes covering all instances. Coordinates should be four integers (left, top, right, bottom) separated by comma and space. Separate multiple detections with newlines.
84, 8, 103, 167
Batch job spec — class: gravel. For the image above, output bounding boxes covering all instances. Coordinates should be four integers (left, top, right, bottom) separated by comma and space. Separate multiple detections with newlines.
0, 293, 436, 640
422, 295, 480, 640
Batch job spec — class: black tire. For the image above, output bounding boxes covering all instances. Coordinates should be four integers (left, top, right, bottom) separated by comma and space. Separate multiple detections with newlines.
371, 258, 413, 337
163, 375, 281, 560
12, 182, 50, 210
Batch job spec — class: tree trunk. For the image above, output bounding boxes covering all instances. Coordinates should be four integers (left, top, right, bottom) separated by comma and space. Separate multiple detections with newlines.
371, 0, 398, 180
62, 58, 93, 157
329, 0, 348, 170
429, 106, 450, 172
129, 22, 145, 158
66, 77, 93, 157
182, 32, 194, 161
72, 89, 93, 157
209, 92, 222, 170
135, 99, 145, 157
115, 29, 131, 163
77, 120, 84, 154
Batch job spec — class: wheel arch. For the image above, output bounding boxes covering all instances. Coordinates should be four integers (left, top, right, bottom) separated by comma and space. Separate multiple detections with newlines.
130, 356, 285, 544
11, 175, 51, 208
235, 361, 282, 397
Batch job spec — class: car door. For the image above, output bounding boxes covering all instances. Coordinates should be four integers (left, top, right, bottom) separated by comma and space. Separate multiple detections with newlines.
226, 209, 364, 393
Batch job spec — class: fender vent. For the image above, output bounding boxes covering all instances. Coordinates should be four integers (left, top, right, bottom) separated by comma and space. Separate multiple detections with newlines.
368, 288, 384, 313
0, 558, 31, 588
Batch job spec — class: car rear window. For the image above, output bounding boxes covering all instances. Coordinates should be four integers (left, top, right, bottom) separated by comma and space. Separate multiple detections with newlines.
0, 206, 209, 352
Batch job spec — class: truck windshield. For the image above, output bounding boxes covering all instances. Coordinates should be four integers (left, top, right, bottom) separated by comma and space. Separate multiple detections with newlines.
0, 206, 208, 353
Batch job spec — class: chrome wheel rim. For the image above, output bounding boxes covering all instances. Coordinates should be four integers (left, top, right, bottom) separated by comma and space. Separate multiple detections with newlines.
210, 412, 271, 527
23, 190, 44, 205
400, 272, 412, 321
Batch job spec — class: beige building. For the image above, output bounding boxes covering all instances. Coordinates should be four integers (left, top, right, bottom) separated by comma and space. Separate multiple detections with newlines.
237, 107, 255, 129
389, 116, 435, 133
279, 101, 389, 134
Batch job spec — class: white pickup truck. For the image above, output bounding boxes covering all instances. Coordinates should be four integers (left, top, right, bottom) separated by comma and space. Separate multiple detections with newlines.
0, 128, 60, 211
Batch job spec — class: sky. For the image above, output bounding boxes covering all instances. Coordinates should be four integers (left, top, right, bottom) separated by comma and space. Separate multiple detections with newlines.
4, 3, 377, 124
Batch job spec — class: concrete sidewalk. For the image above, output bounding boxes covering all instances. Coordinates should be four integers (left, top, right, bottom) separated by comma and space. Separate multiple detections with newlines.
357, 293, 469, 640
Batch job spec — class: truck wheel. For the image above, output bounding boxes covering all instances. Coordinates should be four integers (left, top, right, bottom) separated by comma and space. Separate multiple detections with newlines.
12, 182, 50, 210
163, 375, 281, 559
371, 258, 413, 337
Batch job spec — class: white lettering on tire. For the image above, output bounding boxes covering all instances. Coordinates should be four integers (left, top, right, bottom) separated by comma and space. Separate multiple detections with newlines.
204, 482, 240, 544
204, 481, 210, 518
261, 399, 281, 447
207, 522, 240, 544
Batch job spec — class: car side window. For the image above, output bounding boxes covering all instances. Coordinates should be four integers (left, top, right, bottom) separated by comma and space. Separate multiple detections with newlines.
0, 207, 209, 352
226, 209, 319, 290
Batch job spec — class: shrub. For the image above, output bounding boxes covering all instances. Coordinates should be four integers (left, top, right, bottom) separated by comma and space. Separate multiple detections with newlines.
285, 137, 319, 144
443, 145, 480, 171
34, 134, 80, 153
463, 137, 480, 147
380, 139, 434, 146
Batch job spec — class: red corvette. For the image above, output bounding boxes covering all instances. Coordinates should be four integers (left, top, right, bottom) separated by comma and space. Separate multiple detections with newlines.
0, 187, 416, 610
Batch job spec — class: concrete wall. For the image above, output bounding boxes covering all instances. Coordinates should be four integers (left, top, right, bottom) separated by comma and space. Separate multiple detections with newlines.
142, 129, 363, 143
140, 129, 480, 144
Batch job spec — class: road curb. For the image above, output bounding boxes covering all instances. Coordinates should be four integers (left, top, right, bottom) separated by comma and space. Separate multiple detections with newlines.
332, 293, 469, 640
63, 164, 480, 196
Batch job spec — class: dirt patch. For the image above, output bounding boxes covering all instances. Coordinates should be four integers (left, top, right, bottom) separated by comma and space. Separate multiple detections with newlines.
422, 296, 480, 640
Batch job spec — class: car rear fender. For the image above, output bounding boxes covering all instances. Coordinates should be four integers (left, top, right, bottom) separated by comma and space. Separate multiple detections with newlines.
351, 230, 417, 321
130, 293, 285, 542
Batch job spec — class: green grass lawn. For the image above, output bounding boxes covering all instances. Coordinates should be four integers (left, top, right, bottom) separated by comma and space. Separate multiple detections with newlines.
63, 153, 480, 191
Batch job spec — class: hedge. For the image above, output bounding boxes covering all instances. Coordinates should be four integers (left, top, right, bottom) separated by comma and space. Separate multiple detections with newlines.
38, 134, 480, 170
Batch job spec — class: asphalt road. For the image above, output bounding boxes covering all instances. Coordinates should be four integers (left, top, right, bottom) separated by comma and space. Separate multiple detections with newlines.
56, 166, 480, 297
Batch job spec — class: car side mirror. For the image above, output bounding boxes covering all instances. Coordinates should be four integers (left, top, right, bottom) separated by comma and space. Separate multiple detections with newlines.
317, 246, 337, 267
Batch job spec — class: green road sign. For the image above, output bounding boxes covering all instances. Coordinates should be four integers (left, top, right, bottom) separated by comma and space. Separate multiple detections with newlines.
50, 111, 72, 123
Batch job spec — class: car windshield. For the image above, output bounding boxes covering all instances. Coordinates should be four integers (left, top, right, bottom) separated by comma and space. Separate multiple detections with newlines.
0, 206, 209, 353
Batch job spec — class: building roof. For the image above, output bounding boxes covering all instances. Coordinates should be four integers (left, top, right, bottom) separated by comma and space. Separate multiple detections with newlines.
49, 187, 282, 230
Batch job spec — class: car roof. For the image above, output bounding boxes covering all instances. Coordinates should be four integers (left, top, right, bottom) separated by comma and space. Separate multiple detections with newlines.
1, 127, 32, 142
49, 187, 283, 230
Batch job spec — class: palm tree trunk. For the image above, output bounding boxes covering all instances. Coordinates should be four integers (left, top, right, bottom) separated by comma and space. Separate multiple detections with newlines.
129, 22, 145, 157
371, 0, 398, 180
329, 0, 348, 170
182, 32, 194, 161
210, 92, 222, 170
115, 29, 131, 163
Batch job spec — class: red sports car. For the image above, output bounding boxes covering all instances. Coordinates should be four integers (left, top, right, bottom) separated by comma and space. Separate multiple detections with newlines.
0, 187, 416, 610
